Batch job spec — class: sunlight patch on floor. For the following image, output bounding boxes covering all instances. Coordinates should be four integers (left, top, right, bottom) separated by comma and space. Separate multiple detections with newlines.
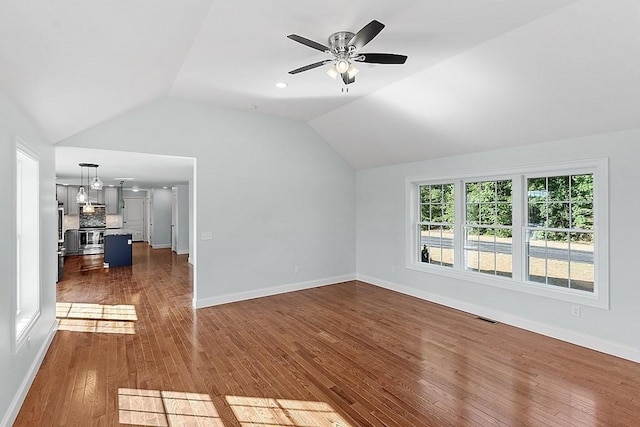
118, 388, 224, 427
226, 395, 351, 427
56, 302, 137, 334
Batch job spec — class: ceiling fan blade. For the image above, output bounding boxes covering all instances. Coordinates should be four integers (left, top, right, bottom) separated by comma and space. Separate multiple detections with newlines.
289, 60, 332, 74
287, 34, 329, 52
355, 53, 408, 65
347, 20, 385, 50
341, 73, 355, 85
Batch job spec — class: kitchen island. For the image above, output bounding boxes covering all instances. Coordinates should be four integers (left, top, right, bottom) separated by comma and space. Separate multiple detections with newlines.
104, 229, 133, 267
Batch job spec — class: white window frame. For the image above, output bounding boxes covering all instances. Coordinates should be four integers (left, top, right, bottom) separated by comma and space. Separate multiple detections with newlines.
13, 138, 41, 349
406, 158, 609, 309
417, 181, 456, 268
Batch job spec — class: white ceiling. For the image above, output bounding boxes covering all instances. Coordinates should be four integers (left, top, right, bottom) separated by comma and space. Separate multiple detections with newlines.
1, 0, 639, 171
55, 147, 194, 190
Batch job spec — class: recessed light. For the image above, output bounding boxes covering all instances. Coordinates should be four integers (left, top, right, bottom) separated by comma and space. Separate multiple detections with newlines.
276, 82, 288, 89
248, 105, 258, 110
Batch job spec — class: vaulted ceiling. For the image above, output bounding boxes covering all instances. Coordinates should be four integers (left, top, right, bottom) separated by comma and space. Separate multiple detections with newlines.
2, 0, 639, 170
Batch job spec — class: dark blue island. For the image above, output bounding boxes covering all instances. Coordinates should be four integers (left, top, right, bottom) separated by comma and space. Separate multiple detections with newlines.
104, 230, 133, 267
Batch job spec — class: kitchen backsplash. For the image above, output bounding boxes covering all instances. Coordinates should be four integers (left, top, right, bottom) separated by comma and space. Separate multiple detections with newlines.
64, 214, 122, 230
79, 206, 106, 228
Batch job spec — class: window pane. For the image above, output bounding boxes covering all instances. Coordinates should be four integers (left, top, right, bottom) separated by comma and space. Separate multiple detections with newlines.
478, 236, 496, 274
548, 202, 570, 229
444, 203, 455, 223
466, 203, 479, 224
430, 185, 443, 202
528, 230, 547, 284
466, 182, 480, 203
421, 204, 430, 222
480, 181, 496, 202
571, 174, 593, 201
571, 201, 593, 230
549, 176, 570, 201
528, 177, 547, 200
464, 227, 512, 277
420, 224, 454, 267
496, 180, 512, 202
479, 203, 494, 225
420, 185, 430, 203
497, 203, 512, 226
431, 204, 443, 222
569, 232, 594, 292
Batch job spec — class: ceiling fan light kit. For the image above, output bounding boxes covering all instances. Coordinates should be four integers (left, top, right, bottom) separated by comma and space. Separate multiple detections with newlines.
287, 20, 407, 86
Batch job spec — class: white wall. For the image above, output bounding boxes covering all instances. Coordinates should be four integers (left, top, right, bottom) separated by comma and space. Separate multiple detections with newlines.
0, 91, 57, 426
356, 130, 640, 362
151, 188, 172, 248
60, 98, 356, 306
174, 184, 190, 255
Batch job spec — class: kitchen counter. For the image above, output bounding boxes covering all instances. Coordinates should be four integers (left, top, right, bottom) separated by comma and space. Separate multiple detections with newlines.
105, 228, 135, 236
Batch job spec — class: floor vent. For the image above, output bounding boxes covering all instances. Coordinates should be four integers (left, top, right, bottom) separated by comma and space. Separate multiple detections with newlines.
476, 316, 498, 324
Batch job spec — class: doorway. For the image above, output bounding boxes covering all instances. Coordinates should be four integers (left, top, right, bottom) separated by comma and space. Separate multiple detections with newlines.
123, 198, 145, 242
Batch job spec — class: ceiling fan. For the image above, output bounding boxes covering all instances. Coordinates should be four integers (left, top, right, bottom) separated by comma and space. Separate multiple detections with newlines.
287, 19, 407, 85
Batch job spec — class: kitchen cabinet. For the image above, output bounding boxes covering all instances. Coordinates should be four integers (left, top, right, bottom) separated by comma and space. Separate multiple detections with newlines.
105, 187, 120, 214
66, 186, 79, 215
64, 229, 79, 255
56, 185, 79, 215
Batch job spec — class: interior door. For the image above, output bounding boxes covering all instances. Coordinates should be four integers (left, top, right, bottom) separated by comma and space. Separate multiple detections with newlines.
171, 188, 177, 252
123, 198, 145, 242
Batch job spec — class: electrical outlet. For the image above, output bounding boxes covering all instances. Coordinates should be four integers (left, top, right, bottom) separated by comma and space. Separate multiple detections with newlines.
294, 266, 300, 274
571, 305, 580, 317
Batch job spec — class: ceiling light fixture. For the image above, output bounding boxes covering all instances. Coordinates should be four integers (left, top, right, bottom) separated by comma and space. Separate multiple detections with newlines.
275, 82, 288, 89
78, 163, 102, 212
335, 58, 350, 74
89, 164, 103, 190
287, 20, 407, 86
76, 165, 86, 203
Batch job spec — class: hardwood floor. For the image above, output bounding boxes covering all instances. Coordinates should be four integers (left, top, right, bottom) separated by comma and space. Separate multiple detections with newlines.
15, 244, 640, 426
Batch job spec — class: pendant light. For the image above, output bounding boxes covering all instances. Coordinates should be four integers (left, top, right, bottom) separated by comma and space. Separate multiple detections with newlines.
119, 181, 125, 209
90, 165, 103, 190
76, 164, 86, 203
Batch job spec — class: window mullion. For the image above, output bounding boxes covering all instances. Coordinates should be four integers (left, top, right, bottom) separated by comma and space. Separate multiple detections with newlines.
511, 175, 525, 281
454, 180, 464, 271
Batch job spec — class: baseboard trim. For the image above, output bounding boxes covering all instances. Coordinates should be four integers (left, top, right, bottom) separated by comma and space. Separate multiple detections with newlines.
151, 244, 171, 249
194, 274, 356, 309
1, 320, 57, 427
357, 274, 640, 363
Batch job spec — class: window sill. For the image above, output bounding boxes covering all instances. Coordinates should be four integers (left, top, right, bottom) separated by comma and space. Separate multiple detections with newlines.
406, 261, 607, 309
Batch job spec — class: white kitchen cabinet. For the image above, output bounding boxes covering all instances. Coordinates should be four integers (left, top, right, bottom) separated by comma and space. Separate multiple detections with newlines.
57, 185, 80, 215
105, 187, 120, 214
66, 186, 79, 215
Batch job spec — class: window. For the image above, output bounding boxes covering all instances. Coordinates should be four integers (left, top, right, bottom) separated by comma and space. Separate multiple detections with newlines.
15, 142, 40, 343
526, 174, 594, 292
418, 183, 455, 267
407, 159, 608, 308
464, 180, 513, 277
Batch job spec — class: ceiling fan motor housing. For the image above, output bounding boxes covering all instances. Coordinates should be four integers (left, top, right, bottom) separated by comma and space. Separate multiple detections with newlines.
328, 31, 355, 56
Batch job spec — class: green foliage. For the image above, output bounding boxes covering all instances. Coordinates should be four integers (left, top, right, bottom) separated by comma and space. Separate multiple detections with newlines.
421, 174, 594, 242
527, 174, 593, 242
420, 183, 454, 226
465, 180, 512, 237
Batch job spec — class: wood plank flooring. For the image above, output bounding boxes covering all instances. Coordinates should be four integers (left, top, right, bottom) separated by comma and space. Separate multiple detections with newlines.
15, 243, 640, 426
